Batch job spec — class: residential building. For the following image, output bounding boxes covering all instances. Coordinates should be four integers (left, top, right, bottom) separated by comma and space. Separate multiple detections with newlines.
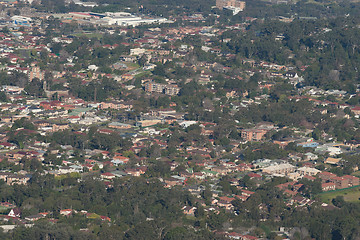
144, 82, 180, 96
216, 0, 246, 11
28, 65, 44, 82
330, 177, 349, 189
297, 167, 321, 176
262, 163, 296, 175
241, 128, 268, 141
322, 182, 336, 191
343, 175, 360, 187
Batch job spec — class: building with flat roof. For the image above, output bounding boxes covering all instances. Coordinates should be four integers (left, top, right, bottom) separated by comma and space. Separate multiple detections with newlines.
216, 0, 245, 14
262, 163, 296, 175
297, 166, 321, 176
241, 128, 268, 142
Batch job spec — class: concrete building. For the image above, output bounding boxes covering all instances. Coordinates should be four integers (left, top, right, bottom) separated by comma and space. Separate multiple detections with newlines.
318, 171, 337, 181
28, 66, 44, 82
262, 163, 296, 175
343, 175, 360, 187
322, 182, 336, 191
144, 82, 180, 96
241, 129, 268, 141
297, 167, 321, 176
330, 176, 349, 189
216, 0, 245, 14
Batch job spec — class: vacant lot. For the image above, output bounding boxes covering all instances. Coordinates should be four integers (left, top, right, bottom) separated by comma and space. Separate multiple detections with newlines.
318, 186, 360, 203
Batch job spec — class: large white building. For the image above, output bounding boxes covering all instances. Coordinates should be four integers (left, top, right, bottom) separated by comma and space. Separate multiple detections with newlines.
262, 163, 296, 175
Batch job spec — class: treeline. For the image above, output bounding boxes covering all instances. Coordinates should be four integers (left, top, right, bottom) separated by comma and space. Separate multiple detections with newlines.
223, 16, 360, 91
50, 128, 132, 152
232, 178, 360, 239
0, 175, 221, 240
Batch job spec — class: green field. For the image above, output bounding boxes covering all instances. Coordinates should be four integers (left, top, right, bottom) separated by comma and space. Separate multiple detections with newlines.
318, 186, 360, 203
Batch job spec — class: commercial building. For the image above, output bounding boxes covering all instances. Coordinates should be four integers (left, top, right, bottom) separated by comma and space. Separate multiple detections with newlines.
62, 12, 170, 27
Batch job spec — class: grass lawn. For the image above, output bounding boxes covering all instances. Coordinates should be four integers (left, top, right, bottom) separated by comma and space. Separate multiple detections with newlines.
318, 186, 360, 203
135, 71, 150, 78
125, 62, 140, 69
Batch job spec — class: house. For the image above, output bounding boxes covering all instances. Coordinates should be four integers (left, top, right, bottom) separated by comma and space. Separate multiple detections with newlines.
101, 172, 116, 180
124, 168, 141, 177
235, 195, 249, 201
241, 190, 255, 198
297, 141, 319, 148
324, 157, 342, 165
351, 106, 360, 115
217, 196, 235, 210
112, 155, 129, 165
284, 72, 299, 78
60, 209, 72, 216
111, 170, 127, 178
191, 172, 203, 180
0, 202, 16, 208
241, 235, 259, 240
25, 214, 44, 221
0, 142, 16, 150
164, 177, 184, 188
8, 208, 21, 218
247, 172, 262, 179
5, 174, 30, 185
291, 196, 314, 206
227, 233, 259, 240
304, 152, 318, 161
228, 232, 243, 239
108, 122, 132, 129
303, 175, 316, 181
100, 216, 111, 222
182, 206, 196, 216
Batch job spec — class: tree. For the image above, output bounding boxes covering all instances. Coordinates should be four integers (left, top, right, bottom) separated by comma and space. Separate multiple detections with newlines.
0, 91, 7, 102
24, 78, 45, 97
137, 55, 148, 67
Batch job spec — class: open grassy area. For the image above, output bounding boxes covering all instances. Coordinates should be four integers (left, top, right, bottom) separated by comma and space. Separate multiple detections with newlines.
318, 186, 360, 203
125, 62, 140, 69
351, 171, 360, 177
